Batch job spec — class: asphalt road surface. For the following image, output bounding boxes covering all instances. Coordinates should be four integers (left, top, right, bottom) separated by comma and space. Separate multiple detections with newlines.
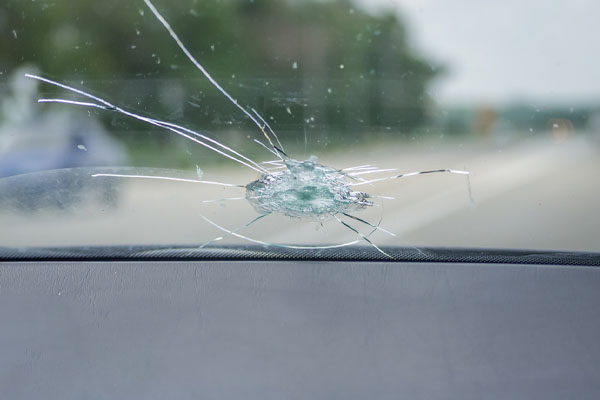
1, 133, 599, 252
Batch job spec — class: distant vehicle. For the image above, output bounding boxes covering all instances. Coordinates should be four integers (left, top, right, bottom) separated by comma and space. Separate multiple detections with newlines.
0, 66, 128, 210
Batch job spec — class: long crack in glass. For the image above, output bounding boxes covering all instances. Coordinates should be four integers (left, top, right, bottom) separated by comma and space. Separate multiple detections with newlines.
24, 0, 470, 258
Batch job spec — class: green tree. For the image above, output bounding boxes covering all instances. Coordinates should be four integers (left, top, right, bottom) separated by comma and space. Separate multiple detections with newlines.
1, 0, 440, 150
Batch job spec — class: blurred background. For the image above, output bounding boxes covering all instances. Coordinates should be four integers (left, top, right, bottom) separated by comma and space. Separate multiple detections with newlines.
0, 0, 599, 251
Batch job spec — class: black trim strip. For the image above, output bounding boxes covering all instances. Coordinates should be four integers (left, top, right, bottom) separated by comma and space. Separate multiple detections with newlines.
1, 245, 599, 266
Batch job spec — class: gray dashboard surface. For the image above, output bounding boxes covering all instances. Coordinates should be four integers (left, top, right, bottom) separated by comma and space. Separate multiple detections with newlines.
1, 260, 600, 399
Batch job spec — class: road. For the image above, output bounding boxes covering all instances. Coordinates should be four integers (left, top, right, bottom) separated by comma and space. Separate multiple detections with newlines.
1, 133, 599, 252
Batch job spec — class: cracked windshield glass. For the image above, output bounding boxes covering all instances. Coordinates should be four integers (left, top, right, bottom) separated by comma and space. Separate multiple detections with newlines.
1, 0, 599, 253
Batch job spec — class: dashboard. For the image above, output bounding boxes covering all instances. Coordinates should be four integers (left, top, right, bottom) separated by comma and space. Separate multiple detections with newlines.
2, 247, 599, 399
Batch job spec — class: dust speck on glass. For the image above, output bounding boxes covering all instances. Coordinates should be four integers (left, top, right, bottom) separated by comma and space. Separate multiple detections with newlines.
1, 0, 599, 253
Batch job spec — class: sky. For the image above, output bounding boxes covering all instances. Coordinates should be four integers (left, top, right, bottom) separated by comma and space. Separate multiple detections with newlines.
358, 0, 600, 105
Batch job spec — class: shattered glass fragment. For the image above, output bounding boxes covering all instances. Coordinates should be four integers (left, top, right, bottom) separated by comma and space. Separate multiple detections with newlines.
246, 156, 370, 219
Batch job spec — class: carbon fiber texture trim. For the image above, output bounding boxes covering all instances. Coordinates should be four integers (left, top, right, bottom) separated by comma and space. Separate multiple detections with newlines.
1, 245, 599, 266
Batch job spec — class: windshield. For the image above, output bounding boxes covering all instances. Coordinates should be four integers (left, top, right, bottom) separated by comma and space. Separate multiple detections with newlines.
1, 0, 599, 254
